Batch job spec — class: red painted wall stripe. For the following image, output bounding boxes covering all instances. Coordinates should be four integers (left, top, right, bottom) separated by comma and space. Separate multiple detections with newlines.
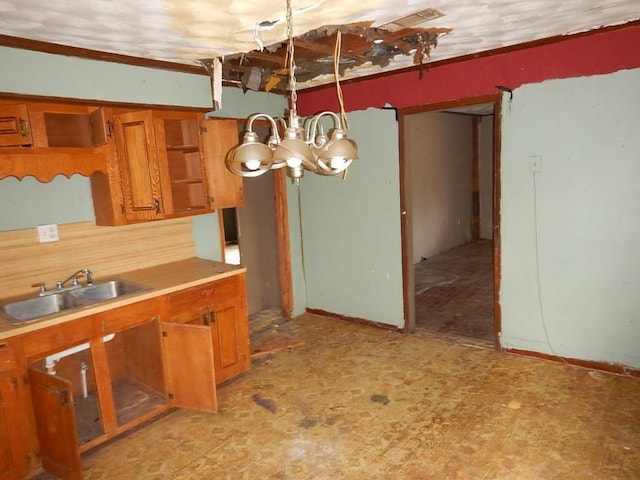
298, 22, 640, 115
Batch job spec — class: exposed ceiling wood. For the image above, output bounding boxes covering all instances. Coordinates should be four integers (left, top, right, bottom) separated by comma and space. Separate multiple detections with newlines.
218, 23, 448, 91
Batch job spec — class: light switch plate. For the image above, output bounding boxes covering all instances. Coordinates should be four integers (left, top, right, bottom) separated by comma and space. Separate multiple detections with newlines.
37, 224, 59, 242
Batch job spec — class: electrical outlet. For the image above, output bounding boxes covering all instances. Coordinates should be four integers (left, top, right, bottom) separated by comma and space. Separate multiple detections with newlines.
531, 155, 542, 173
37, 224, 59, 243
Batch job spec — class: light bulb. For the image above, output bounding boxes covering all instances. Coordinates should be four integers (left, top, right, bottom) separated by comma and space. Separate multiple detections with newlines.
244, 159, 261, 171
330, 157, 346, 169
286, 157, 302, 168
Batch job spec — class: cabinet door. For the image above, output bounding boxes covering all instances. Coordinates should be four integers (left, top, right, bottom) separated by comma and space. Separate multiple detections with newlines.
210, 296, 250, 384
0, 342, 35, 480
0, 104, 33, 147
0, 372, 22, 480
161, 322, 217, 413
114, 110, 164, 222
201, 118, 244, 208
27, 367, 82, 480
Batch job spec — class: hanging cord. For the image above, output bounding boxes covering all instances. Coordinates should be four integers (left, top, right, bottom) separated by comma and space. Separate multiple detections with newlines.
286, 0, 297, 117
532, 170, 567, 364
334, 30, 348, 129
297, 182, 308, 295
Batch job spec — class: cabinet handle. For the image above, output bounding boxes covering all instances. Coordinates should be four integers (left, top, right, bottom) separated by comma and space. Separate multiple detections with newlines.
59, 389, 70, 407
106, 119, 115, 139
154, 198, 162, 214
200, 289, 215, 297
210, 311, 216, 324
203, 313, 210, 326
19, 118, 29, 137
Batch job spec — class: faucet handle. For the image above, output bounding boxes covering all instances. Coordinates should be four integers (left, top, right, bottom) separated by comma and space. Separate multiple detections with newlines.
31, 282, 47, 295
83, 268, 93, 285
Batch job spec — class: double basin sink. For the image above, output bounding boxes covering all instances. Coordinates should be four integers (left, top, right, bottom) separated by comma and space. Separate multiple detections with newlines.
1, 280, 149, 325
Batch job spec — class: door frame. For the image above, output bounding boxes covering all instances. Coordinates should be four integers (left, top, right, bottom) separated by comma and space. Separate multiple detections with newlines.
398, 94, 502, 348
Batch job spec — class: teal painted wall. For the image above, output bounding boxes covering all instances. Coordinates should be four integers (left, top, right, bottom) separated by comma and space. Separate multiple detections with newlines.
0, 47, 285, 260
296, 108, 404, 326
500, 68, 640, 368
0, 175, 94, 230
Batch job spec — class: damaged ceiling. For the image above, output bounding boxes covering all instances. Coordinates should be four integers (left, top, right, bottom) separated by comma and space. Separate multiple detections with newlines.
0, 0, 639, 91
215, 17, 451, 92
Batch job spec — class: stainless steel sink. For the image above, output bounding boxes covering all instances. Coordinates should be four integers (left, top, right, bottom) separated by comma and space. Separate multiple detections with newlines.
1, 294, 86, 324
1, 279, 150, 325
68, 279, 148, 303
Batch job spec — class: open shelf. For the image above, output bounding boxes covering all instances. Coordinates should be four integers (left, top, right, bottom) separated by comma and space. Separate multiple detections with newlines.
163, 119, 207, 213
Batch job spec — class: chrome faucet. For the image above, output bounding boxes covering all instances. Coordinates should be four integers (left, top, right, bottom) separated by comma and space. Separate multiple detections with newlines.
32, 268, 94, 296
57, 268, 93, 289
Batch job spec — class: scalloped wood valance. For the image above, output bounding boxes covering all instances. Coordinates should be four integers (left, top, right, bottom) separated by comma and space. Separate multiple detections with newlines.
0, 148, 107, 182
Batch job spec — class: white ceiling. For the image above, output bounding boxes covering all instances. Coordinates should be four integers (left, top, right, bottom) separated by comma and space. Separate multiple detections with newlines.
1, 0, 638, 87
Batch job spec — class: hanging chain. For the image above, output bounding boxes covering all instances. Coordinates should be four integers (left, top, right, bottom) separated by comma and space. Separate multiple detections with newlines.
286, 0, 297, 116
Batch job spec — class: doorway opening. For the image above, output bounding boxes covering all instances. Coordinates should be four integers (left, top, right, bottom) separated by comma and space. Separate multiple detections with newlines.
217, 120, 294, 345
221, 208, 241, 265
400, 96, 502, 346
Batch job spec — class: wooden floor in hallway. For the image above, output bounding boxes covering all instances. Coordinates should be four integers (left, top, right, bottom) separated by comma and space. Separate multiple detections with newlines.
42, 313, 640, 479
414, 240, 494, 343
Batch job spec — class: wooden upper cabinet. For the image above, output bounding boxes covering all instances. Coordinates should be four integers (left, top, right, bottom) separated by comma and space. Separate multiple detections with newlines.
0, 100, 111, 182
0, 98, 246, 225
201, 118, 244, 208
0, 104, 33, 147
113, 110, 164, 223
98, 110, 218, 225
95, 111, 245, 225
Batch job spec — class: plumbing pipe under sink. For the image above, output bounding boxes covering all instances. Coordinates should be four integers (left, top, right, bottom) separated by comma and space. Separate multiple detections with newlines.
80, 361, 89, 398
44, 333, 115, 375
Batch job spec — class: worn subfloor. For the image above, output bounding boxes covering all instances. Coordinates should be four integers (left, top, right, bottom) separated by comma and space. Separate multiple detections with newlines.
415, 240, 494, 343
63, 313, 640, 479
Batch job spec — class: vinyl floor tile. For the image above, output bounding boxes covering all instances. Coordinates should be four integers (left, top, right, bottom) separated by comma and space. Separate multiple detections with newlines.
57, 313, 640, 480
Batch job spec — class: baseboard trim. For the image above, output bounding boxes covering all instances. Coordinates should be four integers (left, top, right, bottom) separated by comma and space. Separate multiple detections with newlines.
304, 308, 639, 377
506, 347, 640, 378
305, 308, 402, 332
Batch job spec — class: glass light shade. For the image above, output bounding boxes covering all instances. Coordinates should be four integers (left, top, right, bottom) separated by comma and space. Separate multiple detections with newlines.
273, 128, 316, 170
314, 129, 358, 175
226, 131, 274, 177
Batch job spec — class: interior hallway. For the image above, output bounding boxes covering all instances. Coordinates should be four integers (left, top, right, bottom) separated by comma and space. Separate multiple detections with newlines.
68, 313, 639, 479
415, 240, 494, 343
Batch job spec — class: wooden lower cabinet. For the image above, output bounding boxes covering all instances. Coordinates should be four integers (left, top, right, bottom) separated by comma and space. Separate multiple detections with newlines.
8, 275, 247, 479
0, 341, 36, 480
166, 274, 250, 385
209, 296, 250, 384
162, 322, 217, 412
28, 367, 83, 480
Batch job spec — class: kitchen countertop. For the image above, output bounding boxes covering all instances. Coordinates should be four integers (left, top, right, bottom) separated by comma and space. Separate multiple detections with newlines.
0, 257, 245, 340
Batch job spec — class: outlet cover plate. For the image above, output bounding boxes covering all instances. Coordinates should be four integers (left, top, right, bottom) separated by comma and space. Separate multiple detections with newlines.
37, 224, 59, 242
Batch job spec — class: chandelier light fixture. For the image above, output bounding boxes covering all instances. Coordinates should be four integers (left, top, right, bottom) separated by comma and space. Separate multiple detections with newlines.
226, 0, 358, 184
